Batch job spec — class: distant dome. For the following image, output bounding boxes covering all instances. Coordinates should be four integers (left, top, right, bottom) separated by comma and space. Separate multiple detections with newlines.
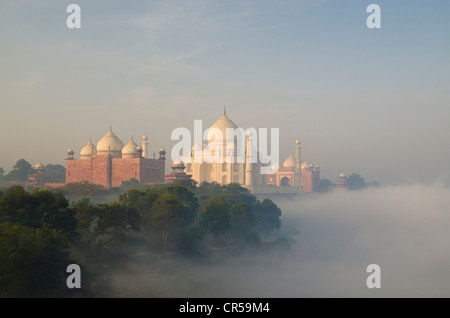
67, 147, 74, 154
301, 161, 310, 170
97, 129, 124, 157
122, 137, 138, 156
142, 134, 148, 141
339, 172, 346, 178
34, 162, 45, 169
80, 140, 97, 158
160, 147, 166, 152
173, 160, 185, 168
296, 139, 301, 144
283, 155, 295, 168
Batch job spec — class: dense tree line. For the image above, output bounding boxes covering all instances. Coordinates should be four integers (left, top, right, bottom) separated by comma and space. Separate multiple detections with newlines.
0, 181, 283, 297
0, 159, 66, 183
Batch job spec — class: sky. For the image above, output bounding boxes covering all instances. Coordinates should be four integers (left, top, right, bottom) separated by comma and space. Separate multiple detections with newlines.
1, 0, 449, 185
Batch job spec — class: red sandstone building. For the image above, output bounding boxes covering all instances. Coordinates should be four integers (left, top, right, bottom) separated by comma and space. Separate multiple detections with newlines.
266, 156, 320, 193
165, 161, 192, 183
66, 129, 166, 188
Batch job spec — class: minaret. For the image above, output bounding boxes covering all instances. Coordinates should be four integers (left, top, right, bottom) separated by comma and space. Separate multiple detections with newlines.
294, 139, 302, 190
142, 134, 149, 158
245, 133, 254, 187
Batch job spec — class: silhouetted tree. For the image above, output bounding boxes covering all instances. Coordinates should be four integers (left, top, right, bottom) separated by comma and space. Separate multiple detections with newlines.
0, 186, 77, 239
6, 159, 33, 181
201, 197, 231, 242
318, 178, 333, 193
150, 192, 194, 247
347, 173, 367, 191
45, 164, 66, 183
0, 222, 70, 297
252, 198, 281, 235
0, 167, 5, 181
230, 202, 256, 235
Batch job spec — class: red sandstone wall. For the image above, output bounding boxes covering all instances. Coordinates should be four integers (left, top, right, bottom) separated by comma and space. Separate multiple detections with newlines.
66, 157, 166, 188
302, 170, 313, 192
140, 159, 166, 184
66, 159, 92, 184
111, 158, 140, 188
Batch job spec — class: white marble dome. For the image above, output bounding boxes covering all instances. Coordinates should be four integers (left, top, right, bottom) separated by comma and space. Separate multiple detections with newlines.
97, 129, 124, 157
80, 140, 97, 158
122, 137, 138, 158
283, 155, 295, 168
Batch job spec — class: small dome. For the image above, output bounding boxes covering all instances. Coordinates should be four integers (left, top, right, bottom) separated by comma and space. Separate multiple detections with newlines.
67, 147, 74, 154
142, 134, 148, 141
136, 146, 142, 151
122, 137, 138, 155
339, 172, 346, 178
34, 162, 45, 169
80, 140, 97, 157
97, 129, 124, 154
296, 139, 300, 144
301, 161, 310, 170
160, 147, 166, 152
173, 160, 185, 168
283, 155, 295, 168
315, 164, 320, 169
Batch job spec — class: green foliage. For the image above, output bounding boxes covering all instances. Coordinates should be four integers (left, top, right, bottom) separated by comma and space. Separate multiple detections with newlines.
45, 164, 66, 183
120, 178, 142, 190
73, 198, 140, 248
57, 182, 109, 198
6, 159, 33, 181
201, 197, 231, 241
150, 191, 196, 247
318, 178, 333, 193
176, 224, 206, 256
0, 185, 77, 239
252, 198, 281, 235
230, 202, 256, 234
0, 222, 70, 297
347, 173, 367, 191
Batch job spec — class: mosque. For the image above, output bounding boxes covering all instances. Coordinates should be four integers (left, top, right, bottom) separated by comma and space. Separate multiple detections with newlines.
65, 128, 166, 188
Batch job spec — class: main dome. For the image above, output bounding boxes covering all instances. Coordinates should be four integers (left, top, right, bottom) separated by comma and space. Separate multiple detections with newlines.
97, 129, 124, 157
207, 113, 239, 143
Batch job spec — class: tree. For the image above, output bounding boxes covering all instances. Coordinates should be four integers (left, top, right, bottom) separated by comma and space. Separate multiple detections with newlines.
252, 198, 281, 235
230, 202, 256, 234
0, 222, 70, 297
73, 198, 140, 248
0, 186, 77, 239
45, 164, 66, 183
347, 173, 367, 191
201, 197, 231, 242
150, 192, 193, 248
120, 178, 141, 190
318, 178, 333, 193
6, 159, 33, 181
0, 167, 5, 181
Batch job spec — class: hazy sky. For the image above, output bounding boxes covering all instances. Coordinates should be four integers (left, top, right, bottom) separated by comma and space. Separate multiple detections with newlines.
1, 0, 449, 185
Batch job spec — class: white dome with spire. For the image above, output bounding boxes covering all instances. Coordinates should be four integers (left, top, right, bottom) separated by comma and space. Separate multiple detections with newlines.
97, 128, 124, 158
207, 112, 239, 143
283, 155, 295, 168
122, 137, 138, 158
80, 140, 97, 159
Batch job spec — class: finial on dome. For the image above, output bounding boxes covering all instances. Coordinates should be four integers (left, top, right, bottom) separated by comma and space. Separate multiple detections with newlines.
224, 106, 226, 116
110, 125, 112, 131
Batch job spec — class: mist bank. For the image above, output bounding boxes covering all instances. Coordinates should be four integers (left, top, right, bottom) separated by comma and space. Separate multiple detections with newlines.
107, 181, 450, 297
